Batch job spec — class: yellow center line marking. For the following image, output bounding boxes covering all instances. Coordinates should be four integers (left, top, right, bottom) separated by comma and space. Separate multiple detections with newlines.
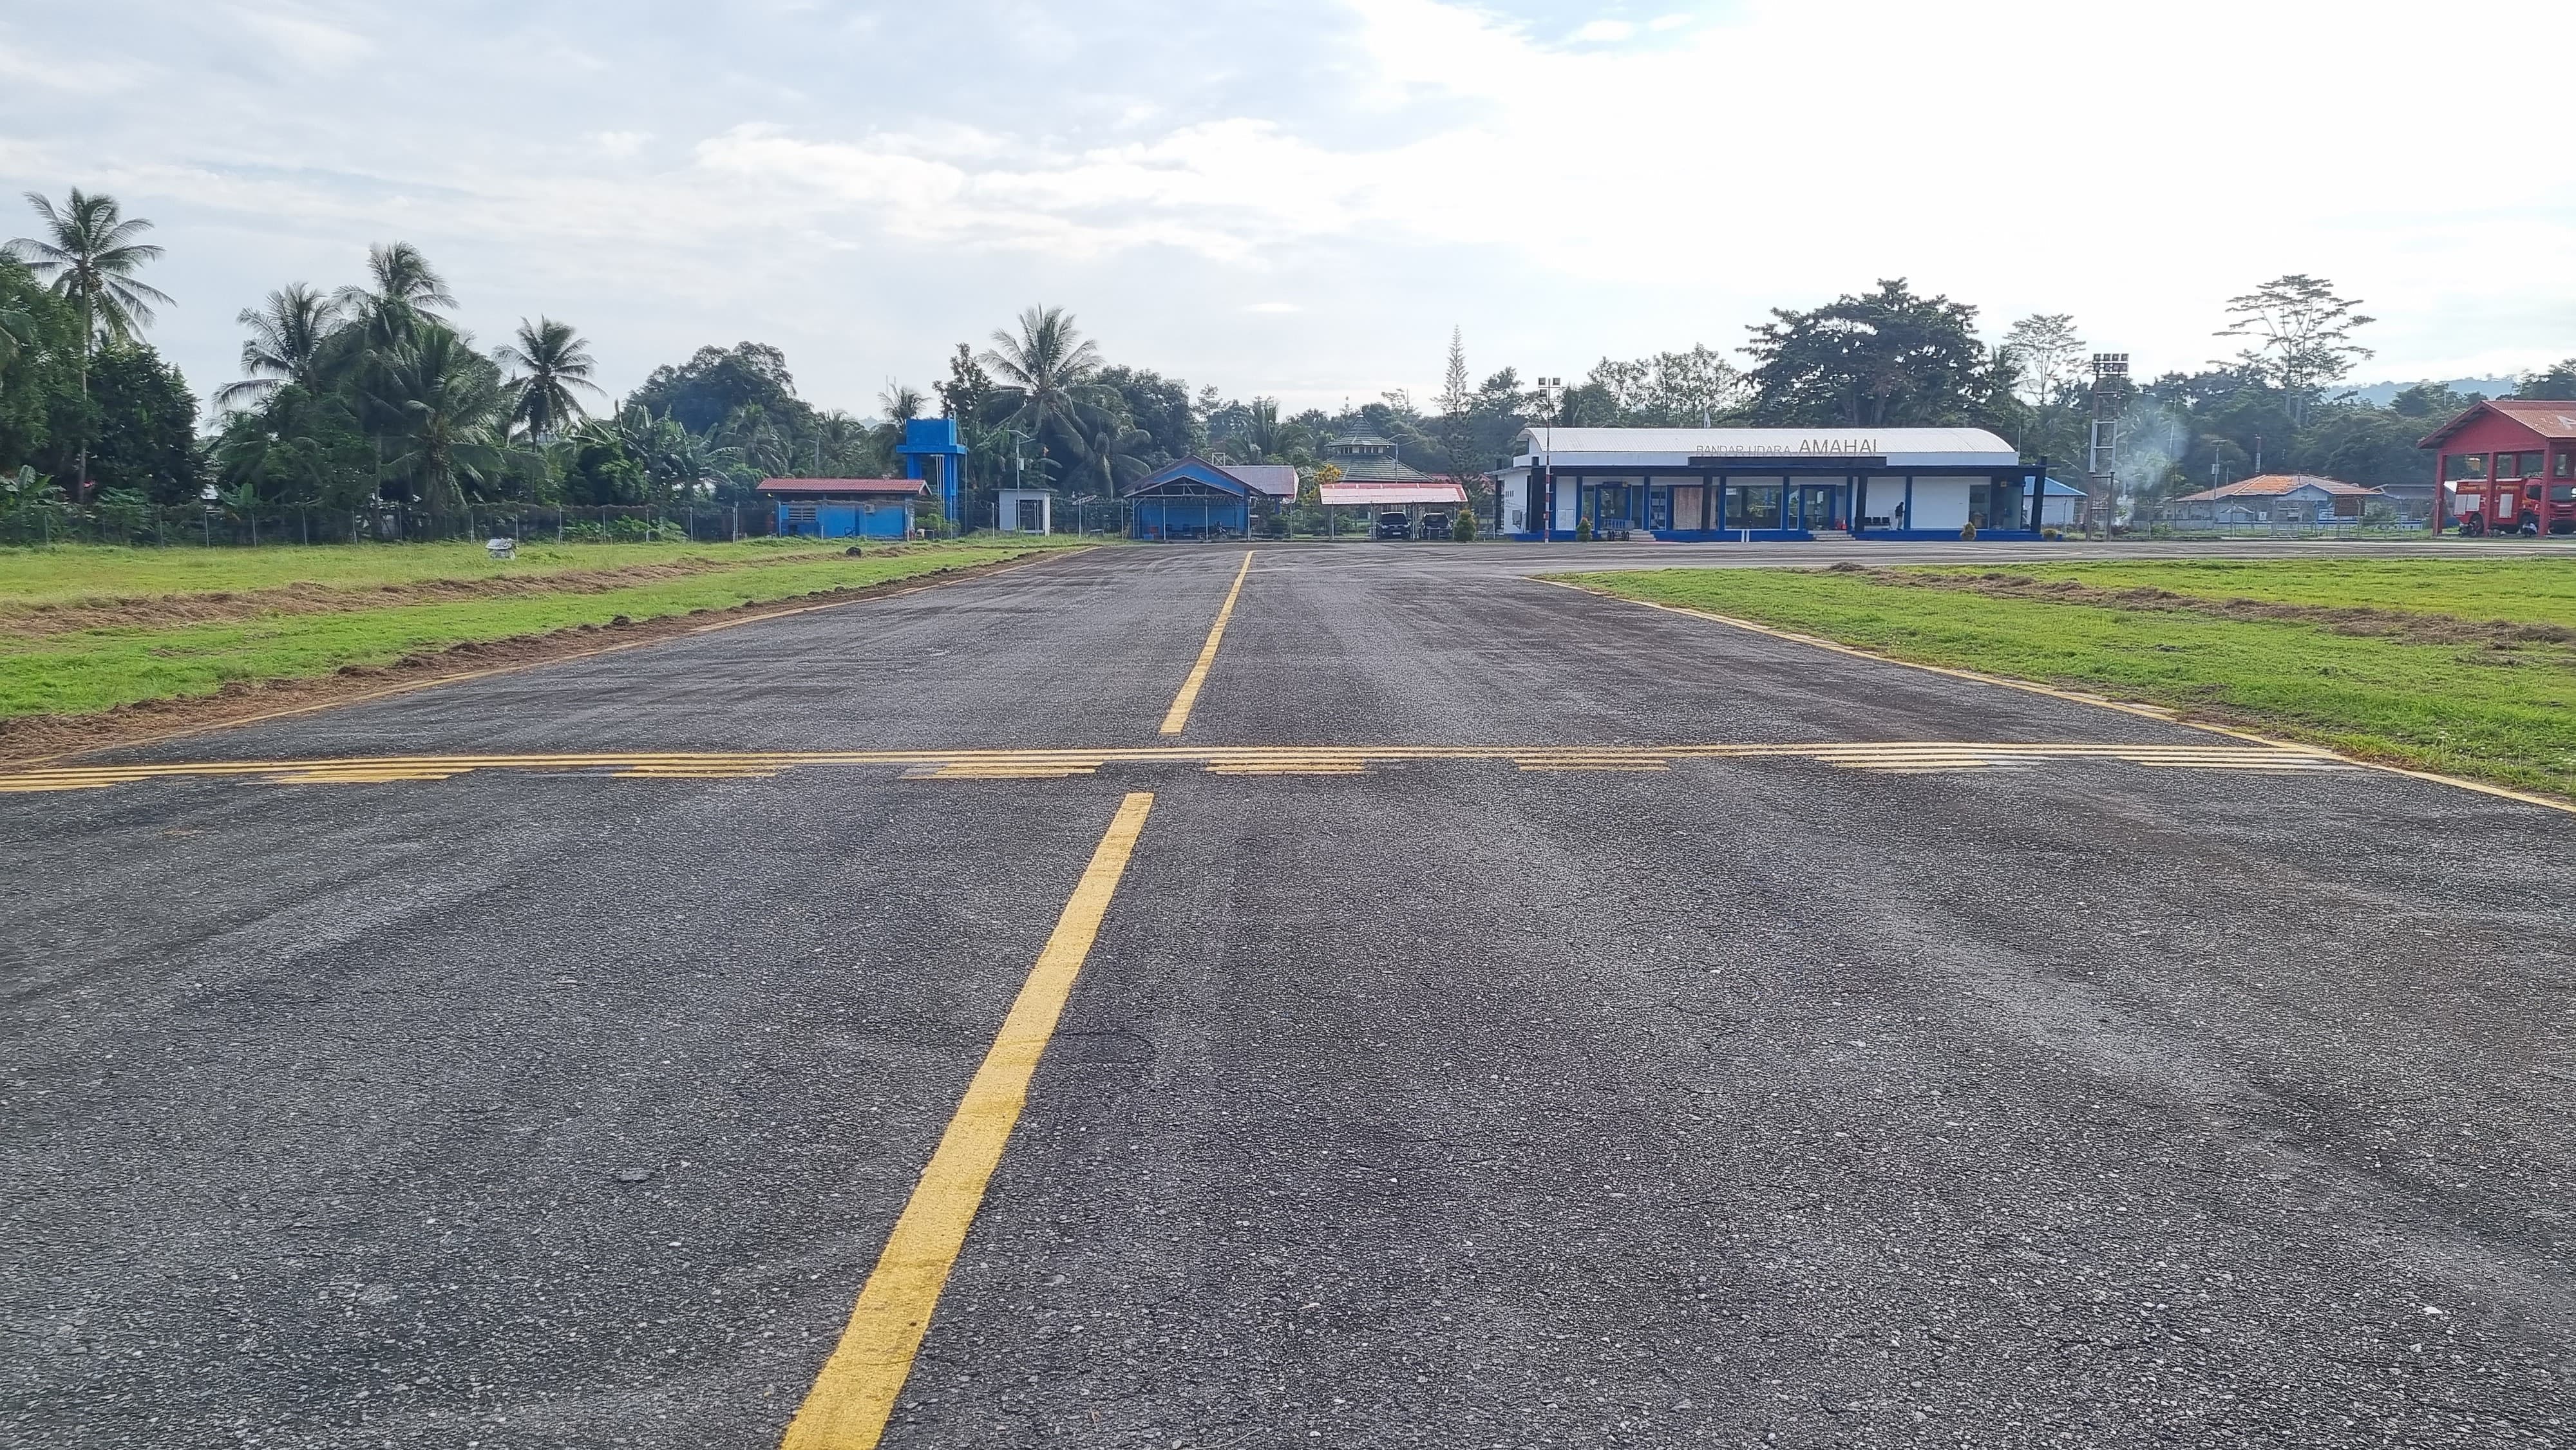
781, 791, 1154, 1450
1157, 551, 1255, 736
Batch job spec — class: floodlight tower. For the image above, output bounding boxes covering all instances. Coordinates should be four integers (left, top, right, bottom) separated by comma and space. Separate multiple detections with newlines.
2086, 353, 2130, 538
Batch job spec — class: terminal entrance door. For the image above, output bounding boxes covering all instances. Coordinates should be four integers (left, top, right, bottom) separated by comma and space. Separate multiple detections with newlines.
1797, 484, 1842, 531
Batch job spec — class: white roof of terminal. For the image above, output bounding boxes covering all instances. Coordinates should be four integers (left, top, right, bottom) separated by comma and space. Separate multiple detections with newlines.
1513, 426, 2018, 469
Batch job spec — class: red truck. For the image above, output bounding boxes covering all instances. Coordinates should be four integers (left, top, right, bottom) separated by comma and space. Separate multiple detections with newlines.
2420, 399, 2576, 536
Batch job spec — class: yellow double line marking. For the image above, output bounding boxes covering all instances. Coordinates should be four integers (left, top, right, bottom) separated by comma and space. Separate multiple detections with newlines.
1157, 551, 1253, 736
782, 791, 1155, 1449
0, 740, 2358, 793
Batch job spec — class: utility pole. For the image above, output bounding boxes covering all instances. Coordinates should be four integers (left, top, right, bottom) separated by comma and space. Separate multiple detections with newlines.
2086, 354, 2129, 538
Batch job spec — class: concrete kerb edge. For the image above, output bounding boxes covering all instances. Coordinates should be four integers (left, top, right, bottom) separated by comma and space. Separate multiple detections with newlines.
1532, 575, 2576, 821
17, 546, 1100, 769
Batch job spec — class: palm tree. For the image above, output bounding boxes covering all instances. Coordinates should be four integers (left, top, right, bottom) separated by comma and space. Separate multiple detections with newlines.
1084, 417, 1155, 495
337, 241, 455, 350
495, 316, 602, 439
366, 323, 509, 519
979, 305, 1112, 445
214, 283, 345, 410
878, 381, 925, 424
1243, 397, 1283, 460
6, 189, 173, 504
0, 303, 32, 374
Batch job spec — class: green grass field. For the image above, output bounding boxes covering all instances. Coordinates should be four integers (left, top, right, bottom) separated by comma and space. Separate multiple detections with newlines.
1909, 557, 2576, 630
0, 536, 1068, 606
0, 540, 1072, 722
1566, 559, 2576, 801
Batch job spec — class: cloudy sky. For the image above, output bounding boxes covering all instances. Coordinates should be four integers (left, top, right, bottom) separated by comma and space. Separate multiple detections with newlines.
4, 0, 2569, 419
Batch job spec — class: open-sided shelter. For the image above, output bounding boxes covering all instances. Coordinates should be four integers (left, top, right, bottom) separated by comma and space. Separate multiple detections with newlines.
2418, 399, 2576, 534
1123, 457, 1261, 540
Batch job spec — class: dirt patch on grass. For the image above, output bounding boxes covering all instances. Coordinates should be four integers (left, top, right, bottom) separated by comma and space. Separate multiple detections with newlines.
0, 551, 1053, 764
0, 549, 878, 637
1857, 568, 2576, 653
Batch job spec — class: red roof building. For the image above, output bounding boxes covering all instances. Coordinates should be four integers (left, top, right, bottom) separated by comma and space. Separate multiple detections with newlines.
2417, 400, 2576, 534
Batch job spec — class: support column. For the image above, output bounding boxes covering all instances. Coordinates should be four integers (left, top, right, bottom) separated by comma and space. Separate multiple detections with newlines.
1903, 476, 1915, 534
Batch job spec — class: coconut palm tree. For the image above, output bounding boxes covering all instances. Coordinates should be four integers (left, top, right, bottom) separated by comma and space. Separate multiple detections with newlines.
1084, 416, 1155, 495
878, 381, 926, 424
337, 241, 455, 350
495, 316, 602, 439
366, 323, 509, 519
214, 283, 345, 410
979, 305, 1113, 446
6, 189, 173, 504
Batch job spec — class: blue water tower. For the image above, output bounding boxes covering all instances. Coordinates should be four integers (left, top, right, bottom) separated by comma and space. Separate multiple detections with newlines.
895, 418, 971, 528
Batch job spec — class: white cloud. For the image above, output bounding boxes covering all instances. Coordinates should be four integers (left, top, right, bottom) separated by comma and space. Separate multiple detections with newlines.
231, 6, 374, 71
3, 0, 2568, 415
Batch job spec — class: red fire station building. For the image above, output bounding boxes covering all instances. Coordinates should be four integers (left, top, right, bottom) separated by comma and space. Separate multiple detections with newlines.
2419, 399, 2576, 534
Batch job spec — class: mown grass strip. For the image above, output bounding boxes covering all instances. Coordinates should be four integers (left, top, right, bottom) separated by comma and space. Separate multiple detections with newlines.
1564, 565, 2576, 802
0, 548, 1038, 720
1914, 556, 2576, 630
0, 538, 891, 605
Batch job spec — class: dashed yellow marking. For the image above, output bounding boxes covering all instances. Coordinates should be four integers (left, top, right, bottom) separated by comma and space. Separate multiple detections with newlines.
0, 740, 2363, 794
779, 791, 1155, 1450
1157, 551, 1254, 736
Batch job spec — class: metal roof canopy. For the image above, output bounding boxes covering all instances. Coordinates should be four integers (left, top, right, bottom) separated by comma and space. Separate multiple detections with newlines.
1320, 481, 1468, 507
1513, 426, 2019, 470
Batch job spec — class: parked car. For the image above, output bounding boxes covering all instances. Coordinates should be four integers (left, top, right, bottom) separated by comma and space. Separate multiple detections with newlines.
1375, 511, 1412, 540
1416, 511, 1450, 540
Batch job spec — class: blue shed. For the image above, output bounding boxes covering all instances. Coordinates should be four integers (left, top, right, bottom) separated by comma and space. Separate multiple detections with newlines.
1125, 457, 1253, 540
758, 477, 927, 540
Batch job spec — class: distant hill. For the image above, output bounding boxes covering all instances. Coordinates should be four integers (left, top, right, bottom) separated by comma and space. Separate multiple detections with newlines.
2334, 377, 2518, 407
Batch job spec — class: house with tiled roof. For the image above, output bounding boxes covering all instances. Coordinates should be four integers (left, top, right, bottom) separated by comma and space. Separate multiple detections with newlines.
2161, 475, 2388, 526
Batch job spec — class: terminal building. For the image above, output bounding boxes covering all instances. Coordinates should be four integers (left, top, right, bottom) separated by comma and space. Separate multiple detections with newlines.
1494, 426, 2056, 541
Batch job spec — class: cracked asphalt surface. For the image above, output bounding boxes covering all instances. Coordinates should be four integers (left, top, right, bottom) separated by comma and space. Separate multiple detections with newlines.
5, 542, 2573, 1448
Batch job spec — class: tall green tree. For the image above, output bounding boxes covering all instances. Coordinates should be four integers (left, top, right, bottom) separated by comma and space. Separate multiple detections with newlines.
337, 241, 455, 351
73, 343, 201, 504
2214, 274, 2374, 429
6, 189, 173, 503
1096, 365, 1197, 464
979, 305, 1114, 466
366, 325, 510, 518
630, 342, 805, 435
2514, 359, 2576, 401
1743, 279, 1991, 428
2000, 312, 2086, 458
495, 316, 603, 440
214, 282, 345, 409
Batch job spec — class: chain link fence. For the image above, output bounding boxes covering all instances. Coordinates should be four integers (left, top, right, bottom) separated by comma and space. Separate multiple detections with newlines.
0, 502, 782, 549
